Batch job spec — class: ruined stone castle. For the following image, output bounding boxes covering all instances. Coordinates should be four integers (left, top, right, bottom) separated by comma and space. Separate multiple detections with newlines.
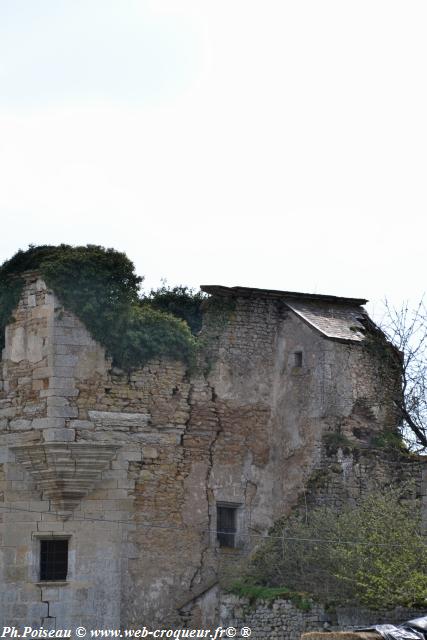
0, 274, 426, 630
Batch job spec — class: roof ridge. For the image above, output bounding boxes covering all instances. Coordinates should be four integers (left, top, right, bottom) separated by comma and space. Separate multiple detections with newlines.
200, 285, 367, 306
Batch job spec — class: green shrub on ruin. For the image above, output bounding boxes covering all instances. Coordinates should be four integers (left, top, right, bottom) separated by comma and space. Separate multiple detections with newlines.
248, 485, 427, 610
0, 244, 197, 369
141, 284, 206, 335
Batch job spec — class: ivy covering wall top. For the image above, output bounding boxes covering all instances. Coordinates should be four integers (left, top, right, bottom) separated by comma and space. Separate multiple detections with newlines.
0, 245, 203, 370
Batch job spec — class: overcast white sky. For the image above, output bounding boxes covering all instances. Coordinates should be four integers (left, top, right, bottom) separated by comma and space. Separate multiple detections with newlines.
1, 0, 426, 315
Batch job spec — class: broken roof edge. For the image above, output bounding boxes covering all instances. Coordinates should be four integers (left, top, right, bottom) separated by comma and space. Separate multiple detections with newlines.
200, 285, 368, 307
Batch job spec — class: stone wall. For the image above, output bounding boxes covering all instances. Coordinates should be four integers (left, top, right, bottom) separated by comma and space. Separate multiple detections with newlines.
220, 594, 425, 640
220, 594, 325, 640
0, 275, 134, 627
304, 445, 427, 514
0, 274, 425, 629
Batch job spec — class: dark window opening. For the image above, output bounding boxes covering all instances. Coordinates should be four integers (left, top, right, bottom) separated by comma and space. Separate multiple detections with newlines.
217, 505, 237, 548
294, 351, 303, 367
40, 539, 68, 581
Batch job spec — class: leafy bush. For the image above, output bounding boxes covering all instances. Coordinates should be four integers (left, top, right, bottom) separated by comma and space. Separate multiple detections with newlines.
141, 285, 206, 335
0, 245, 197, 369
249, 486, 427, 609
113, 305, 196, 371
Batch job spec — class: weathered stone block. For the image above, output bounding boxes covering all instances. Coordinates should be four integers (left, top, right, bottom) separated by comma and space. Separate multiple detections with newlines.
70, 420, 93, 429
41, 586, 60, 601
124, 450, 143, 462
142, 446, 158, 459
48, 377, 76, 389
40, 388, 80, 398
43, 428, 76, 443
36, 521, 65, 532
88, 411, 150, 429
29, 500, 50, 512
46, 396, 71, 407
54, 354, 78, 366
51, 366, 76, 378
0, 407, 16, 418
41, 616, 57, 630
32, 366, 54, 380
6, 467, 24, 481
10, 419, 32, 431
47, 405, 79, 418
32, 418, 66, 429
23, 402, 46, 415
3, 511, 41, 523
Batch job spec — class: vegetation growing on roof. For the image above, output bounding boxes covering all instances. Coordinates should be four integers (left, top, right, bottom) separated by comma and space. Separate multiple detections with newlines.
0, 245, 200, 369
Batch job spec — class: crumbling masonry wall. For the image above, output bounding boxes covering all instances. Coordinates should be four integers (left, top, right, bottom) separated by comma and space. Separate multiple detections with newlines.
0, 274, 425, 629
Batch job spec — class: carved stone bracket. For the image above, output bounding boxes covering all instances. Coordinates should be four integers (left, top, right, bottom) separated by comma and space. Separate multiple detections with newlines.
11, 443, 120, 515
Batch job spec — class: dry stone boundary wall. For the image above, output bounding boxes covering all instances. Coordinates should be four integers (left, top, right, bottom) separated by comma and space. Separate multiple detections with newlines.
220, 594, 425, 640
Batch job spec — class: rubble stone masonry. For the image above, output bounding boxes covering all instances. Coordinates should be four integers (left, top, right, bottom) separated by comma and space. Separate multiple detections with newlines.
0, 274, 425, 630
220, 594, 423, 640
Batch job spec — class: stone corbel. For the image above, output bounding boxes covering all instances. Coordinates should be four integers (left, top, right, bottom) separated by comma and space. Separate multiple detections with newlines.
11, 442, 120, 517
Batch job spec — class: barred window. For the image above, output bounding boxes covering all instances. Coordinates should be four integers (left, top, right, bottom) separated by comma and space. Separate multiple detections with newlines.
217, 505, 237, 548
40, 539, 68, 581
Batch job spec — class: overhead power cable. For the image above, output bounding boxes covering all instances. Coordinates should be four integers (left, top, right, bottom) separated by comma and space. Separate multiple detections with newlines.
0, 504, 423, 549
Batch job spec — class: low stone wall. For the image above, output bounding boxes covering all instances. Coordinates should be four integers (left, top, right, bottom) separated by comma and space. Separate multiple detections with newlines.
220, 594, 425, 640
220, 595, 325, 640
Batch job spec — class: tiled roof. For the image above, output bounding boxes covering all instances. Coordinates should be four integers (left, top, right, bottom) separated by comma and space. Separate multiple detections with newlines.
285, 300, 367, 342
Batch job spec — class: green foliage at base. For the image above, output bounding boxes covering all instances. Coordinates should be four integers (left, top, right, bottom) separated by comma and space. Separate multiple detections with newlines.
248, 486, 427, 610
228, 579, 312, 611
0, 245, 197, 369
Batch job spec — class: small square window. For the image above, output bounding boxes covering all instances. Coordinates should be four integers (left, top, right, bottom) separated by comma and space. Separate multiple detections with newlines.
294, 351, 303, 367
40, 539, 68, 581
217, 505, 237, 548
